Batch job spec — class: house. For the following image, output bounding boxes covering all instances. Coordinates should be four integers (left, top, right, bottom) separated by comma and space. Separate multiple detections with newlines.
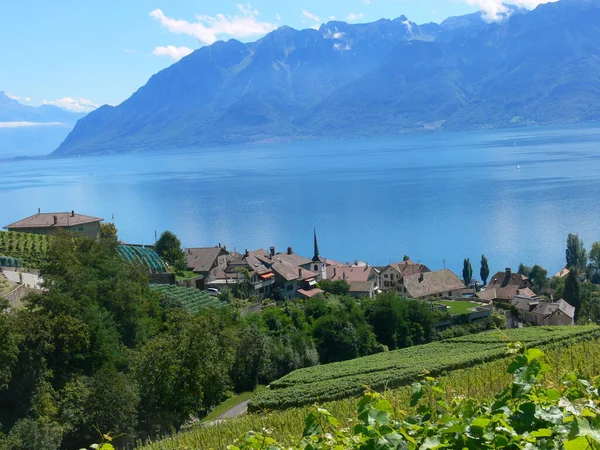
476, 268, 535, 303
510, 295, 575, 326
378, 260, 430, 295
326, 263, 379, 298
184, 245, 231, 279
208, 249, 276, 298
402, 269, 467, 299
4, 210, 103, 240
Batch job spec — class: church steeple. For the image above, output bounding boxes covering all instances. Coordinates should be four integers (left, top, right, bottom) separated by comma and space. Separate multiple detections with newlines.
312, 228, 320, 262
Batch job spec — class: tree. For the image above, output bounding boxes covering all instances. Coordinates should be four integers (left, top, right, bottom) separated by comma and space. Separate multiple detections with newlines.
566, 233, 587, 271
563, 268, 581, 319
403, 255, 410, 261
462, 258, 472, 287
518, 263, 532, 276
528, 265, 548, 293
155, 231, 186, 267
589, 242, 600, 283
99, 222, 118, 241
480, 255, 490, 286
317, 279, 350, 296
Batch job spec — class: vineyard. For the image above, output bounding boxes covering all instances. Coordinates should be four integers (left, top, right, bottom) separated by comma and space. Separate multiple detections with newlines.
249, 325, 600, 411
119, 245, 167, 273
150, 284, 225, 313
0, 231, 52, 268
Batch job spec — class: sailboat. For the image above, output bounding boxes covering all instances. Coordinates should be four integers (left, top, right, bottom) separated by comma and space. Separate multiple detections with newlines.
517, 165, 521, 170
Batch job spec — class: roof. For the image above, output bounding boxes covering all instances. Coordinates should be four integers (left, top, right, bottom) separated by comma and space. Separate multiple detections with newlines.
348, 280, 375, 293
476, 270, 532, 301
5, 212, 103, 229
227, 249, 272, 275
403, 269, 465, 298
272, 260, 318, 281
297, 288, 325, 298
554, 268, 570, 278
184, 247, 227, 272
327, 265, 373, 282
510, 296, 575, 320
386, 261, 430, 277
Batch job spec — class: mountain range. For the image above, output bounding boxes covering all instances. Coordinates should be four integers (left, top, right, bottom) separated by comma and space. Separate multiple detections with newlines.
53, 0, 600, 157
0, 92, 83, 157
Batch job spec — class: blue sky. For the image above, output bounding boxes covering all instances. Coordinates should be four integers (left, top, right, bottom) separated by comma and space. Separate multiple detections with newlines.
0, 0, 553, 112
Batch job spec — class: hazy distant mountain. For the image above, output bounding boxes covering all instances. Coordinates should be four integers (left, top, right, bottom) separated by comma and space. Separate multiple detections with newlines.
0, 92, 84, 157
53, 0, 600, 157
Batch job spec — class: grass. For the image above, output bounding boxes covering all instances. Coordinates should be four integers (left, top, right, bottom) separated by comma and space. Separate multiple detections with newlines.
437, 300, 479, 315
175, 270, 201, 281
199, 386, 267, 424
0, 276, 17, 297
138, 336, 600, 450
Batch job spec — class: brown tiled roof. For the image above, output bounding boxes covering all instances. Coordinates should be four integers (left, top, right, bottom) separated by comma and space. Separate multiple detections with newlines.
555, 299, 575, 319
5, 212, 103, 229
348, 280, 375, 293
327, 265, 372, 282
388, 261, 430, 276
297, 288, 325, 298
511, 295, 576, 320
476, 270, 532, 302
272, 260, 317, 281
184, 247, 226, 272
403, 269, 465, 298
227, 249, 272, 275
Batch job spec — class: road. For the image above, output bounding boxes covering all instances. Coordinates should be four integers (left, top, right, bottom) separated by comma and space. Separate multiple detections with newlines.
217, 400, 249, 419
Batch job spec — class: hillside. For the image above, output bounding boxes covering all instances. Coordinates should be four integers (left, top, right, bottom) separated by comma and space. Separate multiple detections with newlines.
52, 0, 600, 157
0, 92, 84, 157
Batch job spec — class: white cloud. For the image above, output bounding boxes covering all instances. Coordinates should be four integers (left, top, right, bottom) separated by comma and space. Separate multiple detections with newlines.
43, 97, 99, 113
275, 13, 281, 21
302, 10, 321, 23
332, 31, 344, 39
152, 45, 194, 61
463, 0, 558, 21
345, 12, 364, 22
150, 5, 277, 46
24, 97, 31, 103
403, 19, 413, 33
329, 16, 336, 20
124, 48, 136, 54
432, 10, 437, 14
0, 121, 65, 128
363, 0, 371, 4
6, 93, 19, 100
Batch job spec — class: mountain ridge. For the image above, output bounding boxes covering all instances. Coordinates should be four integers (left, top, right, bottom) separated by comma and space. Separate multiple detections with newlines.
53, 1, 600, 157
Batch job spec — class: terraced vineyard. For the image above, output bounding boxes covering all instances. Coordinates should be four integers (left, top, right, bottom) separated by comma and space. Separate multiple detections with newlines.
250, 325, 600, 412
150, 284, 225, 313
119, 244, 167, 273
0, 231, 52, 268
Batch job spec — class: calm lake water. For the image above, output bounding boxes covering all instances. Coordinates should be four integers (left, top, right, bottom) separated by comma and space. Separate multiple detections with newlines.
2, 124, 600, 277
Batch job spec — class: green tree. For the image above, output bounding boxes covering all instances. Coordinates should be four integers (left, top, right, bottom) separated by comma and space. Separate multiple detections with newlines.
566, 233, 587, 271
528, 265, 548, 293
563, 268, 581, 319
234, 267, 253, 299
462, 258, 472, 287
317, 279, 350, 296
99, 222, 118, 242
480, 255, 490, 286
518, 263, 531, 276
589, 242, 600, 283
403, 255, 410, 261
155, 231, 186, 267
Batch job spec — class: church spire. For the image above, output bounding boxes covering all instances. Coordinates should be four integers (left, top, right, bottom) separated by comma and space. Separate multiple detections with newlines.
313, 227, 320, 262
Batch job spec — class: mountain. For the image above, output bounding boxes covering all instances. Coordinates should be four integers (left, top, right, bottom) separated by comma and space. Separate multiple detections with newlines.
0, 93, 84, 157
53, 0, 600, 157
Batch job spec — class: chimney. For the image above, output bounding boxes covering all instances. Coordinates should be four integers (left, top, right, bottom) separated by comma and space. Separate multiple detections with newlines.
505, 268, 512, 278
218, 242, 221, 248
287, 246, 293, 255
333, 267, 337, 278
245, 249, 249, 257
354, 260, 358, 266
419, 273, 424, 282
53, 215, 57, 225
298, 268, 302, 278
187, 249, 191, 255
71, 210, 75, 217
270, 246, 275, 258
37, 208, 40, 214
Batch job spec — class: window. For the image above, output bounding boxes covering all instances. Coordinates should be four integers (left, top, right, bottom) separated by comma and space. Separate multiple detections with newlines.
78, 226, 84, 231
390, 274, 395, 280
314, 264, 318, 271
384, 274, 389, 278
287, 284, 293, 291
384, 281, 389, 287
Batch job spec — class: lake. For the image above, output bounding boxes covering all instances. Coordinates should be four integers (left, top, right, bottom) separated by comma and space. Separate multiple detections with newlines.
2, 124, 600, 277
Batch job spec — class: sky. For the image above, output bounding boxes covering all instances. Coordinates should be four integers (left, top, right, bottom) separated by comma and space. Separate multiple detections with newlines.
0, 0, 556, 112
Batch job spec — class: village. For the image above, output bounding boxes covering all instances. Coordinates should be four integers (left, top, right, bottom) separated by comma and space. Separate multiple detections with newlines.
0, 209, 580, 328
